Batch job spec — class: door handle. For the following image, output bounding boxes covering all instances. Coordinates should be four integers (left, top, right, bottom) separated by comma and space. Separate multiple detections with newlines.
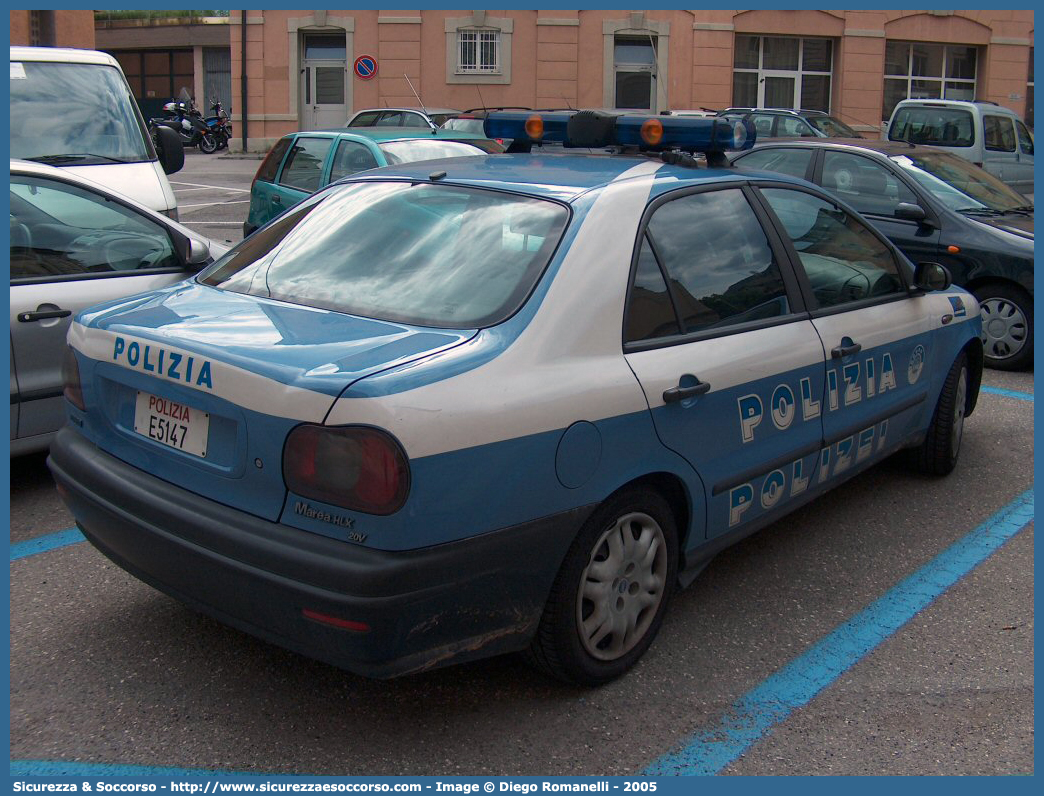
831, 340, 862, 358
663, 379, 711, 404
18, 309, 71, 323
272, 196, 281, 204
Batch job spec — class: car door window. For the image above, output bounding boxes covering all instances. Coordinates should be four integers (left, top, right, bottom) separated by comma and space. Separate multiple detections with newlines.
760, 188, 904, 309
376, 112, 406, 127
625, 236, 682, 342
776, 116, 811, 137
278, 136, 334, 192
983, 115, 1017, 152
629, 188, 791, 340
821, 151, 917, 216
1015, 120, 1034, 155
10, 175, 179, 280
402, 112, 429, 127
751, 114, 775, 138
736, 147, 813, 179
329, 140, 380, 182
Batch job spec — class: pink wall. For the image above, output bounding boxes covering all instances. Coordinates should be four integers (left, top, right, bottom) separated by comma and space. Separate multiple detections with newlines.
229, 9, 1034, 151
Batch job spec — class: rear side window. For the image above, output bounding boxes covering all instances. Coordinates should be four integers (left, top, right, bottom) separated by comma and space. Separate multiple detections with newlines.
348, 111, 381, 127
635, 188, 790, 337
278, 137, 334, 192
889, 107, 973, 147
256, 138, 292, 184
983, 115, 1017, 152
735, 148, 813, 179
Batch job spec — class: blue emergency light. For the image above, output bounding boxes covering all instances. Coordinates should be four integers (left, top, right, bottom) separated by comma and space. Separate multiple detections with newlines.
483, 110, 756, 155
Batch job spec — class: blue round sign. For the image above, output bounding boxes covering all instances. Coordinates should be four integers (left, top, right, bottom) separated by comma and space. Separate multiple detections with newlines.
353, 55, 378, 80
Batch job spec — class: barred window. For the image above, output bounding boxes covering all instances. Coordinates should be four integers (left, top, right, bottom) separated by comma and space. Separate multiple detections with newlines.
458, 30, 500, 73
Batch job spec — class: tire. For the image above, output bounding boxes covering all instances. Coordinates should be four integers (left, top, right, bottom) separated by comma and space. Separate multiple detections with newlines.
973, 283, 1032, 370
199, 133, 218, 154
526, 488, 678, 686
909, 352, 969, 476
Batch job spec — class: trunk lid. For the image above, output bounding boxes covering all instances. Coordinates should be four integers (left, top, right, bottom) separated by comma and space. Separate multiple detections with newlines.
71, 282, 476, 520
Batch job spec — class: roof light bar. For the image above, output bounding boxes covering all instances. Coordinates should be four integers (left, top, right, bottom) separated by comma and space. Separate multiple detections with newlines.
484, 110, 756, 153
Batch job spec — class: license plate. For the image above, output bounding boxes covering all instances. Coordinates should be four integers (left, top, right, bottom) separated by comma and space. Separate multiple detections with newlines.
134, 391, 210, 457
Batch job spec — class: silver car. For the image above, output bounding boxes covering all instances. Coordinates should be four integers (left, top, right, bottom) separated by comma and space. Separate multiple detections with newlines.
10, 159, 227, 455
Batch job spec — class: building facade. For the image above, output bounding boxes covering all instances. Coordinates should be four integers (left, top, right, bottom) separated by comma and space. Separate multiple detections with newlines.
226, 9, 1034, 151
10, 10, 95, 49
95, 14, 232, 121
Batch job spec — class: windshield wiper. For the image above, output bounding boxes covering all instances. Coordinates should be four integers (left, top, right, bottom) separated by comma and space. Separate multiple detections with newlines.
957, 207, 1005, 217
25, 153, 130, 165
1006, 205, 1034, 214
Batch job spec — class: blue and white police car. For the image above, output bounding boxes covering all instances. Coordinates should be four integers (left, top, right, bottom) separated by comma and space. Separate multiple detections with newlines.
50, 111, 983, 685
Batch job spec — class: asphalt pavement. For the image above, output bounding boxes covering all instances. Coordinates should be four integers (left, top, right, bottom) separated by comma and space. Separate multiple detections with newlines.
9, 366, 1034, 776
170, 148, 262, 247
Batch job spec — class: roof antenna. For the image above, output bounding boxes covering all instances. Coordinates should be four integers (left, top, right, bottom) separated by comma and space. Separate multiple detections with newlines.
475, 84, 487, 110
561, 93, 574, 111
647, 32, 667, 113
403, 73, 434, 132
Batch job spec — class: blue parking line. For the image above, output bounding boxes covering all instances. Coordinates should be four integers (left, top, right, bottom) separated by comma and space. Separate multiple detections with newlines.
10, 760, 269, 777
980, 386, 1034, 402
643, 487, 1034, 776
9, 528, 84, 562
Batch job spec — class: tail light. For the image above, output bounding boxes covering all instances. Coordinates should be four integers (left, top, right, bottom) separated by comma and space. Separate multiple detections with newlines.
283, 425, 410, 515
62, 346, 85, 411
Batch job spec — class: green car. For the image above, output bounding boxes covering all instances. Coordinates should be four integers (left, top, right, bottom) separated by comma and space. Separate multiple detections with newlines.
244, 128, 502, 235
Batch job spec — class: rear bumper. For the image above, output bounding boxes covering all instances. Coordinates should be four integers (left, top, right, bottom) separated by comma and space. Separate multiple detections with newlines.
48, 427, 588, 678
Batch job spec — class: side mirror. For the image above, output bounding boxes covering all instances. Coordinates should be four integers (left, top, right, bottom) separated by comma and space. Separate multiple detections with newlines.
185, 237, 212, 267
895, 202, 927, 222
912, 262, 952, 292
153, 125, 185, 175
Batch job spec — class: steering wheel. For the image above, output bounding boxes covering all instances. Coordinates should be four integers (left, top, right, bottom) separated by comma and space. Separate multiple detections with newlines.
99, 234, 169, 271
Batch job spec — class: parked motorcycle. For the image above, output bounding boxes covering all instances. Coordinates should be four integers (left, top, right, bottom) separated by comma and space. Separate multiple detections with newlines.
204, 98, 232, 150
149, 89, 218, 154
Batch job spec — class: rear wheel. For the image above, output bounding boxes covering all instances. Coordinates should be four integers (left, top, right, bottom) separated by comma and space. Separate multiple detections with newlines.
909, 352, 968, 476
199, 133, 218, 154
974, 283, 1032, 370
527, 488, 677, 685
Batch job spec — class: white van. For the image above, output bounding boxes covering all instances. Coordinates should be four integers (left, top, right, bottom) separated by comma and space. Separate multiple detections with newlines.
10, 46, 184, 218
887, 99, 1034, 196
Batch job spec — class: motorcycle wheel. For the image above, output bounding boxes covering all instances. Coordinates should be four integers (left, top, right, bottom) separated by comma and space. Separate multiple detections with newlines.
199, 133, 218, 155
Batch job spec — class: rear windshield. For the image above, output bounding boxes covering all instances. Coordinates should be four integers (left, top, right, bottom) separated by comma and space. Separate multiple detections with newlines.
441, 118, 486, 134
376, 139, 496, 164
10, 61, 153, 163
889, 107, 974, 147
200, 181, 569, 328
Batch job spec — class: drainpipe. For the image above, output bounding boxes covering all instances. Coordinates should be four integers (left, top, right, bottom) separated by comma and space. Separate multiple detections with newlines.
240, 9, 248, 151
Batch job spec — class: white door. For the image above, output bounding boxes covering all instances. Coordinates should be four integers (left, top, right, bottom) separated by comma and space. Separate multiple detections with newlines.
300, 33, 347, 130
614, 37, 657, 112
